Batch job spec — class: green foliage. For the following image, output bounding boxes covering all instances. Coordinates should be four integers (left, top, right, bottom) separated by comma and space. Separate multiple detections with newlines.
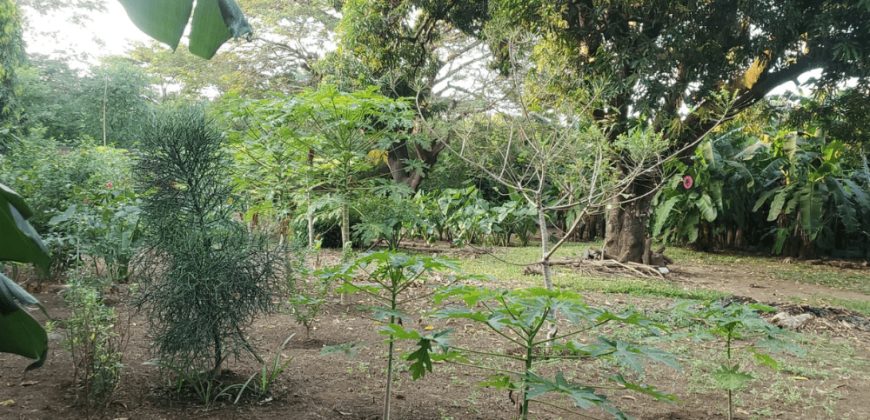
651, 101, 870, 258
220, 85, 414, 248
236, 333, 295, 402
134, 106, 283, 386
48, 184, 142, 282
670, 300, 802, 420
117, 0, 252, 59
1, 135, 141, 277
318, 251, 470, 420
408, 186, 537, 247
0, 0, 24, 148
286, 255, 332, 340
16, 57, 158, 148
420, 287, 678, 420
353, 189, 419, 251
16, 55, 84, 142
78, 59, 158, 148
0, 182, 49, 374
751, 128, 866, 256
53, 275, 126, 410
650, 128, 757, 245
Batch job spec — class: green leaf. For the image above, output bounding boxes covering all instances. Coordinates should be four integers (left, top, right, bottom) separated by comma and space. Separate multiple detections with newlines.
712, 364, 753, 391
320, 342, 364, 357
752, 351, 779, 370
117, 0, 252, 59
766, 189, 788, 221
752, 189, 778, 212
521, 371, 610, 409
606, 374, 678, 403
117, 0, 192, 51
652, 196, 681, 237
403, 329, 453, 380
478, 374, 514, 390
799, 184, 824, 239
697, 194, 718, 222
0, 184, 51, 272
0, 272, 48, 374
585, 337, 679, 374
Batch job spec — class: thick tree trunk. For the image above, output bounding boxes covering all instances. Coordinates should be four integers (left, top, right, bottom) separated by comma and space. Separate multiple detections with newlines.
386, 122, 449, 191
604, 174, 656, 263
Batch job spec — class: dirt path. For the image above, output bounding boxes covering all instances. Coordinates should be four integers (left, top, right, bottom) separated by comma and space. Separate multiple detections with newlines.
672, 263, 870, 303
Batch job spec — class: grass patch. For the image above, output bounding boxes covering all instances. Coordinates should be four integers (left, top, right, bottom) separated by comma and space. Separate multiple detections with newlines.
660, 245, 870, 296
454, 243, 726, 301
790, 296, 870, 317
772, 265, 870, 295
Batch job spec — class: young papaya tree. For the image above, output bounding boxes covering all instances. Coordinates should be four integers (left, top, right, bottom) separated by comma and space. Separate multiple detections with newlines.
220, 85, 415, 251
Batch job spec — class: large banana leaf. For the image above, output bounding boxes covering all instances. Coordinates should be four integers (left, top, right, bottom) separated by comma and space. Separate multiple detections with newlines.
696, 193, 718, 222
799, 184, 825, 240
0, 184, 50, 374
0, 184, 50, 270
117, 0, 252, 59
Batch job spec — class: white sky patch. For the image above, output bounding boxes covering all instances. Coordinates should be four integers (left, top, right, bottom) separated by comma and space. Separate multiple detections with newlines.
22, 2, 159, 68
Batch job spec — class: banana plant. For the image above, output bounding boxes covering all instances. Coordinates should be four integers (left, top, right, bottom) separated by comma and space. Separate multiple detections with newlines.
651, 128, 756, 245
752, 129, 861, 255
117, 0, 253, 59
0, 183, 50, 374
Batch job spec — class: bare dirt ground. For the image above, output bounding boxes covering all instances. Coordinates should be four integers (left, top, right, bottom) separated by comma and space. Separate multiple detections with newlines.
2, 245, 870, 420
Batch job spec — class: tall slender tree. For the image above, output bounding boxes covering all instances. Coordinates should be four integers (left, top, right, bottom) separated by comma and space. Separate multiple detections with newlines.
0, 0, 25, 148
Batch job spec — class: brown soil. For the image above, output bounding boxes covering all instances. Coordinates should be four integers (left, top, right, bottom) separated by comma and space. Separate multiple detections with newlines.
2, 247, 870, 420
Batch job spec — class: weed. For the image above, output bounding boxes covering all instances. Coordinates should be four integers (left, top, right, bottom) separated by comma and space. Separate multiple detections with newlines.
54, 274, 129, 414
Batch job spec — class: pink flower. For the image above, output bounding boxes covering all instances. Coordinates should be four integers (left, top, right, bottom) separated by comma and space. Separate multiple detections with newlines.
106, 182, 113, 188
683, 175, 693, 189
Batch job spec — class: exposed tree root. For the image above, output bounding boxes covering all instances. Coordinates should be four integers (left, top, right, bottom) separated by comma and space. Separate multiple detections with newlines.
523, 257, 667, 280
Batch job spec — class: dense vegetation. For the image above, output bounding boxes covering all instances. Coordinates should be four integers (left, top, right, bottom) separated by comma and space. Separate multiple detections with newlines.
2, 0, 870, 419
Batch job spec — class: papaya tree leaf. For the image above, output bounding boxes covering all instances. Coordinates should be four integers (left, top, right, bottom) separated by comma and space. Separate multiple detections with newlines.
712, 364, 753, 391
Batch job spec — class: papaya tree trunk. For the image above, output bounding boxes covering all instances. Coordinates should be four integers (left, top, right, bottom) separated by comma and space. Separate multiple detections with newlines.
341, 203, 350, 249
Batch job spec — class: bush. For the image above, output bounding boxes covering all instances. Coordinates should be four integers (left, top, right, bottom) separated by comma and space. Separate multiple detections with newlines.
53, 274, 128, 411
0, 134, 140, 278
134, 106, 284, 388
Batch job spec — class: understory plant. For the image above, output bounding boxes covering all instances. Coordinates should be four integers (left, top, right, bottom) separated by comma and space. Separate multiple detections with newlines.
134, 106, 284, 402
237, 333, 296, 401
287, 266, 332, 340
670, 300, 802, 420
53, 274, 128, 413
420, 287, 679, 420
317, 251, 470, 420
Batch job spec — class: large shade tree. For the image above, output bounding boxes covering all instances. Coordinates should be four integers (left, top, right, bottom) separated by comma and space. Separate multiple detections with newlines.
440, 0, 870, 262
318, 0, 492, 190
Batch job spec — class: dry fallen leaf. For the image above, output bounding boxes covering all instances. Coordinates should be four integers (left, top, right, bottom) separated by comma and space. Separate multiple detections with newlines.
0, 399, 13, 406
19, 381, 38, 387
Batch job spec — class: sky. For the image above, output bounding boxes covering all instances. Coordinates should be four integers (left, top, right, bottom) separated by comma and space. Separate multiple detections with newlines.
22, 1, 159, 67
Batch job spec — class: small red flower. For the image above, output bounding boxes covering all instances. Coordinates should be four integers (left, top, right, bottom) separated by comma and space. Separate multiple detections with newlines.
106, 182, 113, 188
683, 175, 694, 189
83, 198, 88, 203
